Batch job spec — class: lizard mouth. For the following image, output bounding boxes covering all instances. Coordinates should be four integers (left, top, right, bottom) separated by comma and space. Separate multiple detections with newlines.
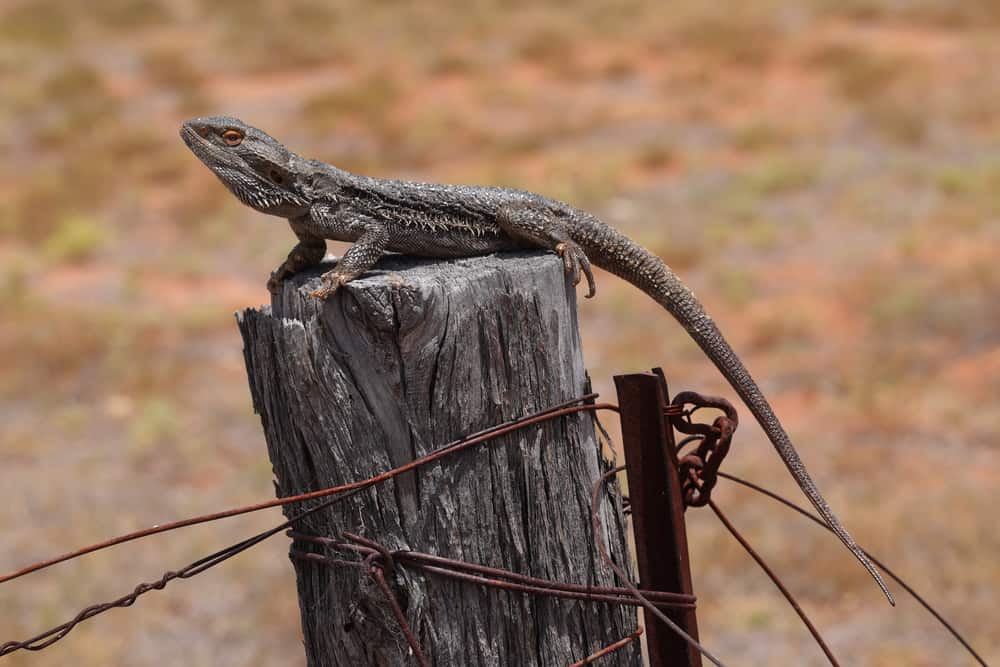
179, 123, 255, 179
179, 123, 205, 149
180, 124, 226, 164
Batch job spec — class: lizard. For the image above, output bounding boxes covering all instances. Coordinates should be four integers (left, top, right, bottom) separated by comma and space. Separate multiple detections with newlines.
180, 115, 893, 605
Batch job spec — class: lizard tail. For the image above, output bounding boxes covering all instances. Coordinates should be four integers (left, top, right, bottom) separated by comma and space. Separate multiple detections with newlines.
572, 218, 895, 605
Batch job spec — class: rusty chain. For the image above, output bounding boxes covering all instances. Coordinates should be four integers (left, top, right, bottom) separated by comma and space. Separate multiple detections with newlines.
666, 390, 738, 508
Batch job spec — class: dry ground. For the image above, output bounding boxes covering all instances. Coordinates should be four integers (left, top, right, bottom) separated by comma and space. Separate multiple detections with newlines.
1, 1, 997, 665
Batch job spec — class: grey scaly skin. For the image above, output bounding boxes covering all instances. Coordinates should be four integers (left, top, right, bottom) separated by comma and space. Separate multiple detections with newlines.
180, 115, 893, 604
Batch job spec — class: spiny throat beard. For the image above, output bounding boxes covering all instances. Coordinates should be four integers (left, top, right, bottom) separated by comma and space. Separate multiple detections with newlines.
218, 167, 303, 214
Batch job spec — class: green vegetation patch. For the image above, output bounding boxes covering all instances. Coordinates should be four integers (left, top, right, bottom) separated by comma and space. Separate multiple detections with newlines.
42, 215, 109, 264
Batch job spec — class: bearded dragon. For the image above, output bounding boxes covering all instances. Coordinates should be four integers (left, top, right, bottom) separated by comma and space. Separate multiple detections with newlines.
181, 115, 893, 604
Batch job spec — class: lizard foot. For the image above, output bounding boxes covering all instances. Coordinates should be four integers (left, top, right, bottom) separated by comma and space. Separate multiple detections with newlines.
309, 270, 353, 300
555, 241, 597, 298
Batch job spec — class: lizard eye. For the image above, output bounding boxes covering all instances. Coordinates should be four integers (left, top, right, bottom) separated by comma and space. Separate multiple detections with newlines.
222, 130, 243, 146
269, 170, 284, 185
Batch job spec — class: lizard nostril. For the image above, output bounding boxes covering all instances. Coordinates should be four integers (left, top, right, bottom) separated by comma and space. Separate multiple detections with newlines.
197, 127, 210, 138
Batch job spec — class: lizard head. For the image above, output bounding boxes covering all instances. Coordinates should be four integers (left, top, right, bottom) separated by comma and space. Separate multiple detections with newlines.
180, 116, 310, 217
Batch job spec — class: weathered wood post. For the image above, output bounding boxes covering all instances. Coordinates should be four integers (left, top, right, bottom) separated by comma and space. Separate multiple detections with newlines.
236, 252, 638, 666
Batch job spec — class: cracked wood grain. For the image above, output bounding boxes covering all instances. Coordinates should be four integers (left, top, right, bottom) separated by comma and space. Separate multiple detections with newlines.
236, 251, 638, 666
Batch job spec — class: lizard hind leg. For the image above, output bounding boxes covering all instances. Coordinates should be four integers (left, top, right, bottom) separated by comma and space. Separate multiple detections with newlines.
497, 206, 597, 297
268, 235, 327, 294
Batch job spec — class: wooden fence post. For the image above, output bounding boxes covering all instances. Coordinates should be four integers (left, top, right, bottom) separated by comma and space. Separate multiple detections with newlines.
236, 252, 638, 666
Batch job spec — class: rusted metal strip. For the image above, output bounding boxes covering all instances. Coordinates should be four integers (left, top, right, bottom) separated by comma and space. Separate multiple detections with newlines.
614, 371, 701, 667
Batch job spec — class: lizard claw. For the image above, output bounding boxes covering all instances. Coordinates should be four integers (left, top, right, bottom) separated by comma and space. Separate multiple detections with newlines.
309, 271, 352, 300
555, 241, 597, 298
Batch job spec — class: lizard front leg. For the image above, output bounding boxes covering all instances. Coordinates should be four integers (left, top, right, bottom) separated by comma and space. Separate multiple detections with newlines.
497, 205, 597, 297
268, 230, 326, 293
309, 221, 389, 300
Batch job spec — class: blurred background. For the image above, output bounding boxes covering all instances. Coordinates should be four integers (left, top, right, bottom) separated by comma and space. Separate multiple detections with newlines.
1, 1, 997, 665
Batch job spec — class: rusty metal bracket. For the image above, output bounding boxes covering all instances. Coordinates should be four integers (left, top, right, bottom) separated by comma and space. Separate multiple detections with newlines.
614, 370, 701, 667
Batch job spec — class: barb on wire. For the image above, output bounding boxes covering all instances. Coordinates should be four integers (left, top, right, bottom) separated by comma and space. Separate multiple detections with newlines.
717, 471, 989, 667
590, 466, 726, 667
368, 559, 430, 667
0, 394, 612, 586
569, 626, 644, 666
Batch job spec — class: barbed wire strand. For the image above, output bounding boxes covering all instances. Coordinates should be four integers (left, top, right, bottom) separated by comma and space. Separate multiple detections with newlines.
568, 626, 644, 667
1, 390, 984, 665
0, 484, 371, 657
667, 405, 839, 665
591, 465, 727, 667
291, 529, 688, 665
304, 544, 695, 610
0, 394, 611, 586
368, 561, 430, 667
717, 471, 988, 667
0, 395, 636, 658
708, 499, 839, 667
288, 532, 696, 608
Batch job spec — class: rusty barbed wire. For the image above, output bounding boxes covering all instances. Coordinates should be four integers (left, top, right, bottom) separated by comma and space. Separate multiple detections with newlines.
0, 384, 987, 667
288, 532, 696, 611
1, 525, 272, 655
662, 389, 840, 665
664, 389, 984, 667
569, 626, 644, 666
0, 393, 611, 586
708, 499, 839, 667
369, 558, 430, 667
0, 394, 617, 658
288, 526, 695, 666
591, 465, 727, 667
0, 485, 371, 657
716, 471, 989, 667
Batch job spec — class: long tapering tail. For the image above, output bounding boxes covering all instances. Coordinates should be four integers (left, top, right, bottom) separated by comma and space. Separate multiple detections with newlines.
573, 217, 894, 604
